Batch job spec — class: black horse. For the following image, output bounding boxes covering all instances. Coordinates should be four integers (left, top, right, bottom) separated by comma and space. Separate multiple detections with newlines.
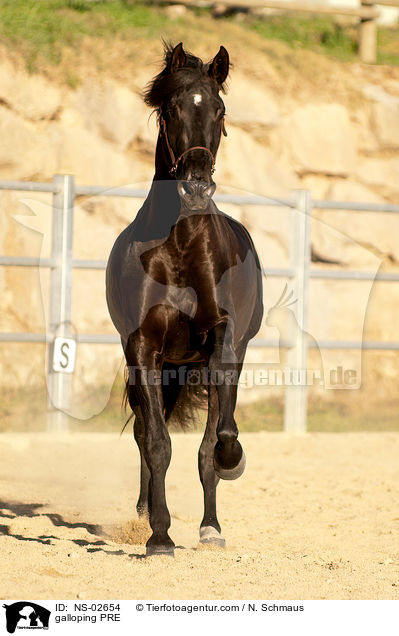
106, 43, 263, 556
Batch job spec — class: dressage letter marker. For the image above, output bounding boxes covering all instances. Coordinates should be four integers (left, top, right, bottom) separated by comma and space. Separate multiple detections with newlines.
52, 337, 76, 373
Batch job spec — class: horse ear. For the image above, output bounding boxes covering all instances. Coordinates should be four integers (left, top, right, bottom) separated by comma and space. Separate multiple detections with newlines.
208, 46, 229, 87
168, 42, 187, 74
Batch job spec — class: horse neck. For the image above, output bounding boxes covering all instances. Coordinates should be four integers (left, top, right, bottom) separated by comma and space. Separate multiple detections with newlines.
134, 136, 180, 240
154, 134, 172, 181
138, 134, 216, 241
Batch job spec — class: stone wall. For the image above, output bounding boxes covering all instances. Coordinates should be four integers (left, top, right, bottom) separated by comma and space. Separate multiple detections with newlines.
1, 52, 398, 414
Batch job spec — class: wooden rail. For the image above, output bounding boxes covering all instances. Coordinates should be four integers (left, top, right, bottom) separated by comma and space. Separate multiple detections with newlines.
160, 0, 399, 63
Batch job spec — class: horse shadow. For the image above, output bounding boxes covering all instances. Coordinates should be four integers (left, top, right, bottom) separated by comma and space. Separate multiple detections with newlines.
0, 499, 150, 560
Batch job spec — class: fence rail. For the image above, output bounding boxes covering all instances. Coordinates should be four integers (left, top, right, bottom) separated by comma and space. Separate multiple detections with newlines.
1, 174, 398, 432
157, 0, 399, 63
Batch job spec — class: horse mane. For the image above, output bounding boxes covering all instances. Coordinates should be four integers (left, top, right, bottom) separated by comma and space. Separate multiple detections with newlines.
143, 41, 227, 110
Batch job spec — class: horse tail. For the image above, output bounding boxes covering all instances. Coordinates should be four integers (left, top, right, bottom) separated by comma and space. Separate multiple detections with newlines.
121, 362, 207, 432
121, 365, 135, 435
162, 362, 208, 429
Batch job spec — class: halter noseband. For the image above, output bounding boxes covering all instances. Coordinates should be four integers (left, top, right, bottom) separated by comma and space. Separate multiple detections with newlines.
159, 115, 227, 177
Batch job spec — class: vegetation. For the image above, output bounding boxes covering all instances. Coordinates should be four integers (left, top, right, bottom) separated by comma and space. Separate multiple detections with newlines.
247, 13, 359, 62
1, 379, 399, 433
236, 395, 399, 433
0, 0, 398, 76
0, 0, 169, 73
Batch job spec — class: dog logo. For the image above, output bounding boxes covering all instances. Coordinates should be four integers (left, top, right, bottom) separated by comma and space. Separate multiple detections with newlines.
3, 602, 50, 633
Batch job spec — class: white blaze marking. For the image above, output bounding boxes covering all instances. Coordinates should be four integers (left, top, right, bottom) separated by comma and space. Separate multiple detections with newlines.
193, 93, 202, 106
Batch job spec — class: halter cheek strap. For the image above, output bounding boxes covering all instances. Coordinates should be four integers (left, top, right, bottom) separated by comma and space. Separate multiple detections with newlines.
159, 116, 227, 177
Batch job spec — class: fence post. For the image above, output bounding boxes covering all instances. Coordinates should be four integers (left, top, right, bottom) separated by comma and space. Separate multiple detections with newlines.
359, 0, 377, 63
46, 174, 75, 432
283, 190, 312, 433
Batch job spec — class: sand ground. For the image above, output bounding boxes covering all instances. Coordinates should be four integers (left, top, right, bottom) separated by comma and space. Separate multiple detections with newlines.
1, 431, 399, 600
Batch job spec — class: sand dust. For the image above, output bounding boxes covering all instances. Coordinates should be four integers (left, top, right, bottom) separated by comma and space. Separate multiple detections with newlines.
1, 431, 398, 600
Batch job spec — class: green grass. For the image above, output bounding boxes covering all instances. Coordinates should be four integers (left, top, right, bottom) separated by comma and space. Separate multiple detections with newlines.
0, 0, 169, 72
247, 13, 358, 62
377, 24, 399, 65
0, 0, 398, 75
244, 13, 399, 65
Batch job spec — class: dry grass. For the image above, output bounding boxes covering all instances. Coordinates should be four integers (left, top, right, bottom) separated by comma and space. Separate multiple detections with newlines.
1, 356, 399, 433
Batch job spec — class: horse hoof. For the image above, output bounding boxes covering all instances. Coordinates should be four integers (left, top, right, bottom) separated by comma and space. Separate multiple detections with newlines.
214, 450, 246, 480
136, 505, 149, 519
145, 544, 175, 557
199, 526, 226, 548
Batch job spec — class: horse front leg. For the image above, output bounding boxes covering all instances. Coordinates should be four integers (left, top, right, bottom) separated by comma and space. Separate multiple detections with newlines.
198, 384, 225, 548
209, 322, 246, 481
127, 339, 174, 557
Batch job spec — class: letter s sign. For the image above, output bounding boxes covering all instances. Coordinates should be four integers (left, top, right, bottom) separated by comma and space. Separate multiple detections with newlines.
53, 337, 76, 373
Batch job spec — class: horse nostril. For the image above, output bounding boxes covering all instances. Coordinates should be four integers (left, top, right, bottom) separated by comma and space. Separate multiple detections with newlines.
202, 182, 216, 199
177, 181, 195, 199
186, 182, 197, 196
196, 181, 215, 200
177, 180, 216, 206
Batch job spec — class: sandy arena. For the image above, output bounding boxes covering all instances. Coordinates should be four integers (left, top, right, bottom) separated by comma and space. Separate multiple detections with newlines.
1, 431, 399, 600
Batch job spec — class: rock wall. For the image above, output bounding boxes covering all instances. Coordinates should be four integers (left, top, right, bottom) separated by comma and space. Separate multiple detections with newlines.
1, 50, 399, 414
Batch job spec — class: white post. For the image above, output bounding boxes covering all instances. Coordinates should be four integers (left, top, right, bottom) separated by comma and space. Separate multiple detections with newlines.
46, 174, 75, 432
359, 0, 377, 64
284, 190, 312, 433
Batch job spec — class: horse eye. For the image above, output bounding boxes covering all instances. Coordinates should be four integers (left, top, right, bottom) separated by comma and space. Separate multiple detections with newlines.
167, 103, 181, 118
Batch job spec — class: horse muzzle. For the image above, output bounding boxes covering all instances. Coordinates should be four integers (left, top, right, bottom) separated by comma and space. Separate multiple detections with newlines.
177, 180, 216, 210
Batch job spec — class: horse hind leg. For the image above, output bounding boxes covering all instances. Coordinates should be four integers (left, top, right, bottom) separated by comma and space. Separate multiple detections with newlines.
133, 411, 151, 518
198, 384, 225, 548
125, 371, 150, 518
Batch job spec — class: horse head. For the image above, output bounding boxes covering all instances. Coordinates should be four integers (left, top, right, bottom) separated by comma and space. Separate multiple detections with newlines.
144, 42, 229, 210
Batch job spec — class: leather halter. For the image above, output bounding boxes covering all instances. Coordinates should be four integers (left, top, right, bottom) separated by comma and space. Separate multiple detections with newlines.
159, 115, 227, 177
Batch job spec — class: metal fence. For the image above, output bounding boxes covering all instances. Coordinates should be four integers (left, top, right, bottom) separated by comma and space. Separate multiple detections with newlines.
1, 174, 399, 433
